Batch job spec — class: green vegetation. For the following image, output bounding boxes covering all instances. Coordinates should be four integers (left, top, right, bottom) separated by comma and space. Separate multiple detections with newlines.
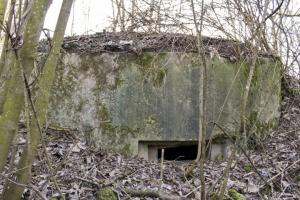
243, 164, 253, 173
135, 53, 167, 87
228, 189, 246, 200
96, 188, 117, 200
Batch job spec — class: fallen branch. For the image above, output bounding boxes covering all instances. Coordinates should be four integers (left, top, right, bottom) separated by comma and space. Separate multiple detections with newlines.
75, 176, 99, 187
124, 189, 185, 200
0, 174, 47, 200
267, 159, 300, 183
28, 184, 48, 200
101, 170, 134, 187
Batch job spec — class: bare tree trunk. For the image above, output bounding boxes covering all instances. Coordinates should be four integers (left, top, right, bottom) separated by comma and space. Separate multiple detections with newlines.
111, 0, 116, 32
120, 0, 125, 31
114, 0, 121, 32
154, 0, 162, 33
218, 147, 236, 199
240, 53, 257, 145
0, 0, 51, 174
1, 0, 73, 199
148, 0, 155, 32
191, 0, 207, 199
0, 0, 15, 113
0, 0, 13, 73
130, 0, 135, 30
0, 0, 8, 25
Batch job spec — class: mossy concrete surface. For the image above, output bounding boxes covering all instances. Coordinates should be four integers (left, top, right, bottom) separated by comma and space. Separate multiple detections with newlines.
48, 52, 281, 155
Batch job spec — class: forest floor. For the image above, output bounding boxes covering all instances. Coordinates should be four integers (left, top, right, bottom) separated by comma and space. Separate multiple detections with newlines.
1, 78, 300, 200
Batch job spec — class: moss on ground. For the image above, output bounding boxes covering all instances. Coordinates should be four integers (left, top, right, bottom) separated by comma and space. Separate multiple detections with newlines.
228, 189, 246, 200
243, 164, 253, 173
96, 188, 117, 200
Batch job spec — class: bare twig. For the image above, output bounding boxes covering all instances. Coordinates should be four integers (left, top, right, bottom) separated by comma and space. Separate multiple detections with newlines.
124, 189, 184, 200
0, 174, 47, 200
266, 159, 300, 184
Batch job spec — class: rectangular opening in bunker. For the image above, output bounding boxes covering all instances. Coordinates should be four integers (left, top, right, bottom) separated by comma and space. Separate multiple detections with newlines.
157, 144, 198, 161
138, 140, 230, 161
138, 141, 199, 161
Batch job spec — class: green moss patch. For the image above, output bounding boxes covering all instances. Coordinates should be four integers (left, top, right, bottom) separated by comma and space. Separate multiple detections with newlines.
96, 188, 117, 200
228, 189, 246, 200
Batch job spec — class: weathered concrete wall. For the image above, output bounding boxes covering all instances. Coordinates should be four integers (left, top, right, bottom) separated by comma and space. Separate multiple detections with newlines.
48, 52, 281, 155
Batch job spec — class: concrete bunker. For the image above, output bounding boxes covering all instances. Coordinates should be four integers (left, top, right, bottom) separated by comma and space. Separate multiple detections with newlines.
46, 33, 281, 161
